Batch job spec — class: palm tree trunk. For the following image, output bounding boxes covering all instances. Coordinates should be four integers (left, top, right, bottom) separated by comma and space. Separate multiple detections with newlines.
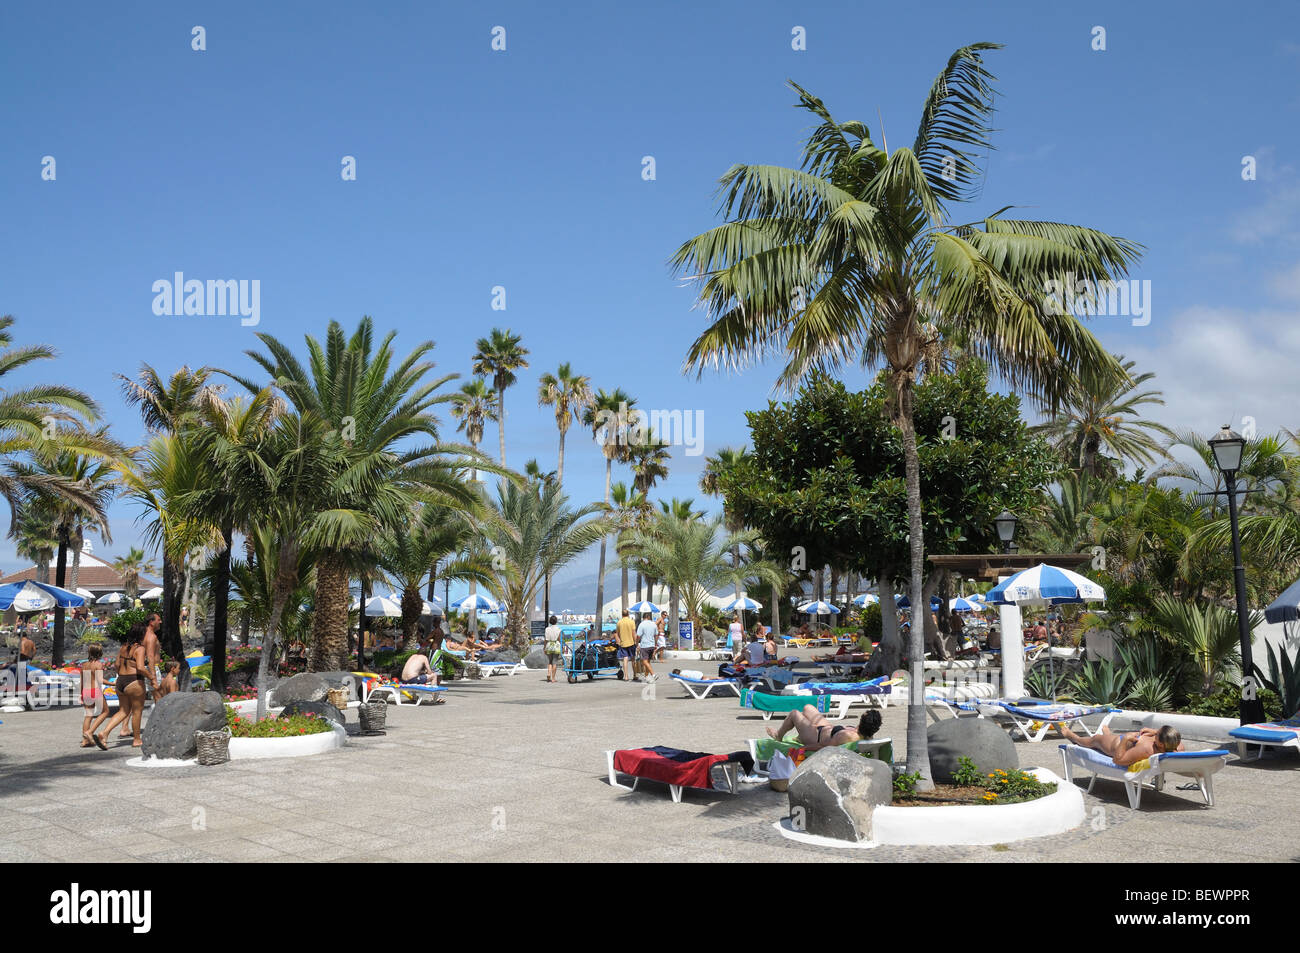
256, 540, 300, 722
69, 526, 83, 593
399, 586, 421, 650
557, 425, 566, 489
899, 389, 933, 790
668, 583, 679, 648
620, 558, 628, 613
309, 552, 351, 672
771, 581, 781, 636
594, 456, 611, 626
160, 560, 185, 663
51, 530, 70, 667
498, 387, 507, 466
211, 527, 232, 694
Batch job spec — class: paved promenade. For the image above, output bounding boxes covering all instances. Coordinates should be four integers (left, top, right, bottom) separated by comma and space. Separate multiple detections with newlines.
1, 658, 1296, 863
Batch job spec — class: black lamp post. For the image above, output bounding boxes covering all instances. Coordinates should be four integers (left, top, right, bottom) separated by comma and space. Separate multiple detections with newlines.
1208, 425, 1265, 726
995, 510, 1019, 555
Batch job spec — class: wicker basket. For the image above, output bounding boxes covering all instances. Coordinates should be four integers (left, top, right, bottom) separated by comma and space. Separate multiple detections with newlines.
357, 700, 387, 735
195, 727, 232, 766
325, 687, 348, 710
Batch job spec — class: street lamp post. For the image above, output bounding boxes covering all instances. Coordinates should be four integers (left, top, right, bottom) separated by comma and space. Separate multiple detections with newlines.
995, 510, 1019, 555
1208, 425, 1266, 726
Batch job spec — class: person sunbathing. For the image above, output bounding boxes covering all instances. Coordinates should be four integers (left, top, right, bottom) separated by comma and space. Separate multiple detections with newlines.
766, 707, 882, 750
1060, 724, 1183, 767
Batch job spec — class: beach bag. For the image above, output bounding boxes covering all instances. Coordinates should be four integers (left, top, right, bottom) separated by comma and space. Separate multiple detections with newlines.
768, 750, 795, 792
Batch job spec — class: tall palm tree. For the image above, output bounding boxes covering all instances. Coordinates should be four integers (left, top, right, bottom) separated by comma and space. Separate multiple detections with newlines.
628, 437, 670, 600
700, 447, 751, 623
111, 547, 152, 600
1033, 356, 1172, 478
537, 363, 593, 489
235, 317, 470, 671
670, 46, 1137, 786
472, 328, 529, 467
582, 388, 636, 625
14, 508, 57, 584
451, 378, 497, 481
609, 481, 647, 613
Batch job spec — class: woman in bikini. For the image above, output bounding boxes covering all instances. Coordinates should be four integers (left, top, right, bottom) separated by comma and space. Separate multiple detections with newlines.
95, 623, 158, 749
1060, 723, 1183, 767
766, 707, 883, 751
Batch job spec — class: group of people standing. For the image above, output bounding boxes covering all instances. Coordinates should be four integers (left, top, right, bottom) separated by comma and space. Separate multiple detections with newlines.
612, 609, 666, 683
77, 612, 178, 750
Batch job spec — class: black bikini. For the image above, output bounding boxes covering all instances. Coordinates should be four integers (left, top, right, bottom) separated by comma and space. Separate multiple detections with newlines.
817, 725, 849, 743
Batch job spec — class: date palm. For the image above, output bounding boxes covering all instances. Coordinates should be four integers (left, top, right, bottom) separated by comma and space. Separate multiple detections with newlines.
1033, 356, 1172, 479
700, 447, 751, 621
537, 363, 593, 489
671, 45, 1138, 785
609, 481, 647, 612
451, 378, 497, 481
628, 436, 670, 600
472, 328, 529, 467
235, 317, 469, 671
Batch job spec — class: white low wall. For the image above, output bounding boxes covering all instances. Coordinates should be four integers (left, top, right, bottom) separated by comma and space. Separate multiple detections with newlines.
870, 767, 1084, 846
1110, 710, 1239, 745
661, 650, 729, 661
228, 722, 347, 760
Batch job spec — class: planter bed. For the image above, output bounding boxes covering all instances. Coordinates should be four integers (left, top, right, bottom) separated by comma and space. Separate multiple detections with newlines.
776, 767, 1083, 848
228, 722, 347, 760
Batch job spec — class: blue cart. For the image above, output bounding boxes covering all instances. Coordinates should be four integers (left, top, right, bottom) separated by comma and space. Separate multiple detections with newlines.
562, 634, 624, 684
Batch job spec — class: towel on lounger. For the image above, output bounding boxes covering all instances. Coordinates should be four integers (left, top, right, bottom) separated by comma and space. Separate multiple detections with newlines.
613, 747, 754, 789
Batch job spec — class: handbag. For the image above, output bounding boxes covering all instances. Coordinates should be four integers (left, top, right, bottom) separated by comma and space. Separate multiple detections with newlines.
544, 640, 561, 655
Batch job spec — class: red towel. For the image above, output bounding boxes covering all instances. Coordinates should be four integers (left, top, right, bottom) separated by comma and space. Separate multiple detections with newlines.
613, 747, 730, 789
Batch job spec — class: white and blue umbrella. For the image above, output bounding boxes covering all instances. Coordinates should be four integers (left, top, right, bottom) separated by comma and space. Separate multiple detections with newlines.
448, 593, 499, 612
351, 594, 402, 617
852, 593, 879, 607
627, 600, 661, 614
895, 594, 942, 610
95, 592, 126, 606
140, 586, 164, 600
0, 581, 87, 612
984, 563, 1106, 606
721, 595, 762, 612
949, 596, 982, 612
797, 600, 840, 616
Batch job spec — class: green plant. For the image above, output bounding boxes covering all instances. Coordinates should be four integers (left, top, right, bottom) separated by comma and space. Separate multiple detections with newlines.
1068, 657, 1131, 705
952, 756, 983, 787
105, 608, 150, 643
1255, 641, 1300, 718
1186, 686, 1282, 721
224, 706, 332, 738
1025, 664, 1067, 701
983, 768, 1057, 805
860, 603, 882, 644
892, 770, 921, 798
1127, 674, 1174, 712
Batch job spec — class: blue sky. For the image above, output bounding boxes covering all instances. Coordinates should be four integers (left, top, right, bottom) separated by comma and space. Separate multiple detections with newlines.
2, 1, 1297, 600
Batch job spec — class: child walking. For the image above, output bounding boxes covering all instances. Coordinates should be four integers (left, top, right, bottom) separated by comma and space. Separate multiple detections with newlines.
80, 645, 106, 749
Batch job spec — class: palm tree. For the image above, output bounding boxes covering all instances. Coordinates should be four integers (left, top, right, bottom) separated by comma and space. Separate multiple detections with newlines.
14, 508, 57, 584
176, 389, 282, 691
700, 447, 751, 625
582, 389, 636, 625
483, 479, 608, 653
609, 481, 647, 612
112, 547, 151, 600
472, 328, 529, 467
537, 363, 593, 488
628, 438, 669, 600
451, 379, 497, 480
670, 47, 1138, 786
236, 317, 470, 672
19, 446, 118, 664
1147, 597, 1248, 697
1033, 356, 1172, 478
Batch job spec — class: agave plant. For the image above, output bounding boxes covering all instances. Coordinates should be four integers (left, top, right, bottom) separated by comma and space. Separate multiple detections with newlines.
1068, 657, 1132, 706
1127, 674, 1174, 713
1255, 642, 1300, 719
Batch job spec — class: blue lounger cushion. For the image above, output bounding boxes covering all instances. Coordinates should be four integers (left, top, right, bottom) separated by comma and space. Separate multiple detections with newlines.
1064, 743, 1230, 771
1228, 719, 1300, 743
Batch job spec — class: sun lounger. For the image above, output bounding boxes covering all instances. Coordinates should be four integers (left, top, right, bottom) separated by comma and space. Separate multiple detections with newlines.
739, 688, 851, 721
1059, 744, 1231, 808
669, 672, 741, 699
785, 678, 900, 709
605, 746, 753, 803
476, 661, 527, 677
979, 701, 1119, 742
747, 733, 894, 775
365, 680, 448, 706
1228, 718, 1300, 761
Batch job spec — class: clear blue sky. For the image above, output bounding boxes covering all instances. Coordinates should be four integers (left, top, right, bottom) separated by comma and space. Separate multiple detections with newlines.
2, 1, 1297, 599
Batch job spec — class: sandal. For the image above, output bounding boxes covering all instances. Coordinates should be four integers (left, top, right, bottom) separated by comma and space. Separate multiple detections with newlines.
93, 734, 108, 751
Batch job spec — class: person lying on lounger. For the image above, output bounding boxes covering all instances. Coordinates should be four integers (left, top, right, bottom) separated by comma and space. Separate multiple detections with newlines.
1060, 724, 1183, 767
766, 707, 883, 751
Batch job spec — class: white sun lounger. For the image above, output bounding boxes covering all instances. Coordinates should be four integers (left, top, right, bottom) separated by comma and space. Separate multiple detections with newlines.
669, 673, 741, 699
605, 749, 742, 803
1059, 744, 1231, 808
366, 682, 448, 706
1228, 718, 1300, 761
980, 702, 1119, 742
477, 661, 527, 677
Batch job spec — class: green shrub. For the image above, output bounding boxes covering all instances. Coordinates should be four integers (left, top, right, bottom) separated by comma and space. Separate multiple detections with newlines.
105, 608, 150, 643
952, 756, 984, 787
1127, 673, 1174, 712
983, 768, 1057, 805
860, 603, 882, 643
1256, 642, 1300, 719
1187, 686, 1282, 721
1069, 657, 1132, 705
